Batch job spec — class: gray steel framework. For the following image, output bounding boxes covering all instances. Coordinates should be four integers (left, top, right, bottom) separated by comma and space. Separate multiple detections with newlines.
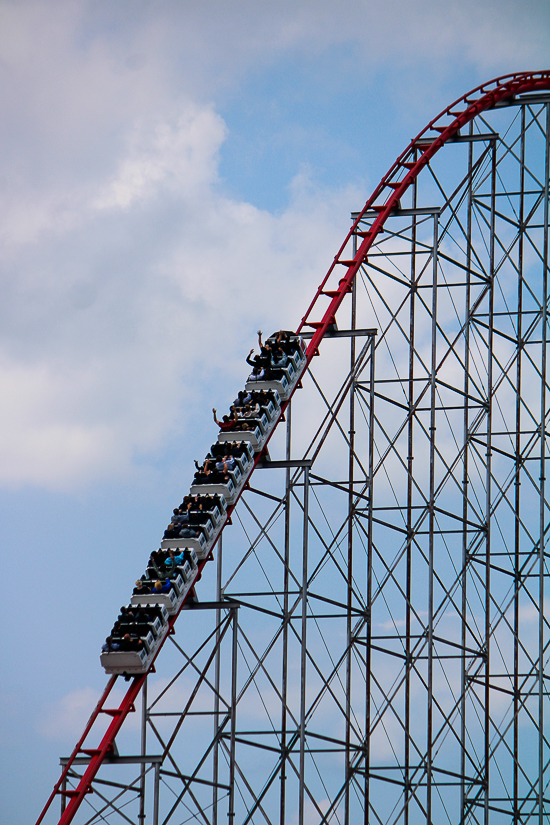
55, 92, 550, 825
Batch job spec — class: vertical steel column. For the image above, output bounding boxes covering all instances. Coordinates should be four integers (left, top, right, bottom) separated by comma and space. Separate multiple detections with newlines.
228, 606, 238, 824
483, 137, 497, 825
153, 761, 160, 825
513, 104, 526, 825
461, 120, 474, 824
426, 212, 439, 825
280, 402, 292, 825
538, 101, 550, 825
365, 331, 375, 825
60, 775, 67, 816
405, 149, 418, 825
344, 229, 358, 825
299, 465, 310, 825
138, 676, 147, 825
213, 534, 223, 825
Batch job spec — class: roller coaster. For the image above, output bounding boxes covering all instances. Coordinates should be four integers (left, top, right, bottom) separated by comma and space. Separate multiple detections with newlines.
35, 71, 550, 825
100, 333, 307, 677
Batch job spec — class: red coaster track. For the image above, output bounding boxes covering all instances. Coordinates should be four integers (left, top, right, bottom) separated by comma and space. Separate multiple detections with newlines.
35, 69, 550, 825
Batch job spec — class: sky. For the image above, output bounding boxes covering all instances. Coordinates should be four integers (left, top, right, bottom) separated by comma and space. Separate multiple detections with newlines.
0, 1, 549, 823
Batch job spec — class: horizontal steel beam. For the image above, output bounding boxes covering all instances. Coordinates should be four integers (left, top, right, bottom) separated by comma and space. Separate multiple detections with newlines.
182, 600, 240, 610
256, 458, 313, 469
494, 92, 550, 107
300, 328, 377, 340
415, 132, 498, 146
353, 207, 440, 219
60, 754, 163, 766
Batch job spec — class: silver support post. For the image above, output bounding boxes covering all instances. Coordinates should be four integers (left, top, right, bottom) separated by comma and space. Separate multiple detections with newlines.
405, 147, 418, 825
484, 138, 497, 825
299, 465, 310, 825
228, 606, 238, 823
344, 223, 357, 825
513, 103, 526, 825
213, 534, 223, 825
461, 116, 474, 823
538, 100, 550, 825
426, 212, 439, 825
280, 401, 292, 825
344, 218, 357, 825
365, 332, 375, 825
138, 675, 147, 825
152, 761, 160, 825
60, 775, 67, 816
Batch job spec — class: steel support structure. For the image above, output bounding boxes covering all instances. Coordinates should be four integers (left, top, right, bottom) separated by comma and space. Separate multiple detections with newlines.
35, 72, 550, 825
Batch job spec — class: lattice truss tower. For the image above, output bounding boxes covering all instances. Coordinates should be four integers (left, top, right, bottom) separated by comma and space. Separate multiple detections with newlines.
47, 82, 550, 825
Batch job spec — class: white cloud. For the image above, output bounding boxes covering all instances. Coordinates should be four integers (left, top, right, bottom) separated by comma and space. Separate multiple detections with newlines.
38, 682, 144, 742
0, 0, 548, 494
92, 106, 226, 211
0, 2, 367, 491
39, 686, 101, 741
0, 89, 357, 489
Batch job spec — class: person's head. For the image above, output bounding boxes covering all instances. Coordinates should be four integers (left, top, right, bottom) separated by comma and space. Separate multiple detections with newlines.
154, 580, 163, 592
135, 580, 143, 589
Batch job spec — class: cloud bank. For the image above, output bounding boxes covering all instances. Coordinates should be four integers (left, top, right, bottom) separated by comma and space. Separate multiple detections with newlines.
0, 0, 548, 490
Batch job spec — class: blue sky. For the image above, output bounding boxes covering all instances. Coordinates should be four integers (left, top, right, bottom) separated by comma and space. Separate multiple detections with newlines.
1, 1, 549, 823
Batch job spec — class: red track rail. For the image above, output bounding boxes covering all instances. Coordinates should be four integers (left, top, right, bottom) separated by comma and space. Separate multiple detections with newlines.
35, 70, 550, 825
297, 70, 550, 357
